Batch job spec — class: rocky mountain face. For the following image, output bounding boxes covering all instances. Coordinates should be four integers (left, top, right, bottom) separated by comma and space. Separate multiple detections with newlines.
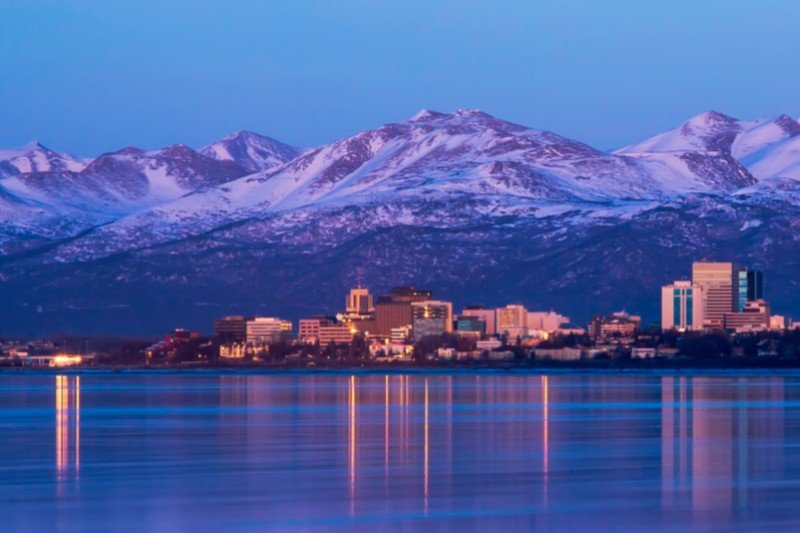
1, 110, 799, 335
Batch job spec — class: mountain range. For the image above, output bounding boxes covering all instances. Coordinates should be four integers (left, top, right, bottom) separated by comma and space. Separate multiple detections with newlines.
2, 109, 800, 336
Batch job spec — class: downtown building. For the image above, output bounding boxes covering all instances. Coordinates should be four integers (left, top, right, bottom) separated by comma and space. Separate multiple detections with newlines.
497, 304, 528, 339
246, 317, 293, 345
213, 315, 252, 343
344, 287, 374, 320
690, 261, 767, 330
298, 316, 335, 344
356, 286, 433, 339
691, 262, 738, 328
461, 306, 497, 336
661, 281, 705, 331
411, 300, 454, 340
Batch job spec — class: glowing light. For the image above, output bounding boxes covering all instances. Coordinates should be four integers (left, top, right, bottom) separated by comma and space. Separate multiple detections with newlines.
56, 376, 67, 479
52, 355, 82, 367
75, 376, 80, 476
348, 375, 357, 516
55, 375, 81, 488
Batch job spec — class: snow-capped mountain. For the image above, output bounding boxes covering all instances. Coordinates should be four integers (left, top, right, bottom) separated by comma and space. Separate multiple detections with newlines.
618, 111, 800, 180
1, 144, 250, 217
201, 130, 301, 172
1, 108, 800, 335
0, 141, 86, 179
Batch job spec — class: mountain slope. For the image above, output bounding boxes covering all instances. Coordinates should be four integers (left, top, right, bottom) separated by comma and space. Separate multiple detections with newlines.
618, 111, 800, 180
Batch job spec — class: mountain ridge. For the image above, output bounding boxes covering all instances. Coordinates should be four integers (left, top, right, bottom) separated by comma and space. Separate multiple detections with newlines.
1, 108, 800, 335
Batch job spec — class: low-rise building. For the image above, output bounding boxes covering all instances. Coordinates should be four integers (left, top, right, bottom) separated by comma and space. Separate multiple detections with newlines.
631, 347, 656, 359
455, 315, 486, 337
298, 316, 335, 344
219, 343, 247, 359
319, 324, 356, 346
214, 315, 250, 343
534, 347, 583, 361
390, 326, 412, 343
476, 338, 502, 351
462, 306, 497, 335
526, 311, 570, 334
723, 300, 770, 333
589, 311, 641, 339
246, 317, 293, 344
411, 300, 453, 340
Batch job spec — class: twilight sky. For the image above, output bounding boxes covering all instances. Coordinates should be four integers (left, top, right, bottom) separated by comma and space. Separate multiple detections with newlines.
1, 0, 798, 156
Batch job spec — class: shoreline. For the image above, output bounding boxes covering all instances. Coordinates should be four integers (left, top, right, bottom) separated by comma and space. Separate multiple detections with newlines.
6, 358, 800, 376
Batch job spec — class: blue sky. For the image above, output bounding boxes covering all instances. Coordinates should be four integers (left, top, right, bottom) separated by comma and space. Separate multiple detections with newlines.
1, 0, 798, 155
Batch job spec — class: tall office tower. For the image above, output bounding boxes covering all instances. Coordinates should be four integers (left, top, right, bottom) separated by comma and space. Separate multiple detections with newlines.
736, 268, 748, 312
735, 268, 764, 311
747, 270, 763, 301
345, 287, 374, 316
661, 281, 705, 331
692, 262, 737, 327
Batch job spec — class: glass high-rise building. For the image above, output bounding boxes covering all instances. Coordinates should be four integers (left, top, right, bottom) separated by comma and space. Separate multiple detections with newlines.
747, 270, 763, 301
737, 269, 748, 311
736, 269, 764, 310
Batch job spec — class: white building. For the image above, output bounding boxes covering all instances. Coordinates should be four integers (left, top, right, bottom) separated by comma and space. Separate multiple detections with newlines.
661, 281, 705, 331
526, 311, 570, 334
246, 317, 293, 344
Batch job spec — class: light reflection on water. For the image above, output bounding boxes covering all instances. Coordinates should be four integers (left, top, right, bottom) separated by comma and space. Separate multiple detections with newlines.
1, 373, 800, 529
55, 375, 80, 487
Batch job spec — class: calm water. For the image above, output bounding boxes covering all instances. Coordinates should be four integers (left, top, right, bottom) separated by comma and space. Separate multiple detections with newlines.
2, 371, 800, 531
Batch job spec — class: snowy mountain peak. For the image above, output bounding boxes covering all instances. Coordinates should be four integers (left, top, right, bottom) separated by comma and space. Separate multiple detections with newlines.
0, 140, 86, 178
0, 140, 46, 161
408, 109, 447, 122
200, 130, 301, 172
685, 110, 738, 126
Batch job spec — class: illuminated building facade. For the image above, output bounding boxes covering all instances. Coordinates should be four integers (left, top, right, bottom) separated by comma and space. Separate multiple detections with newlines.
411, 300, 453, 340
692, 261, 738, 327
246, 317, 293, 344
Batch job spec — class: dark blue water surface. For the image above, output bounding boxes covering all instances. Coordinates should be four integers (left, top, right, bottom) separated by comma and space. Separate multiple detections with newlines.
2, 371, 800, 531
